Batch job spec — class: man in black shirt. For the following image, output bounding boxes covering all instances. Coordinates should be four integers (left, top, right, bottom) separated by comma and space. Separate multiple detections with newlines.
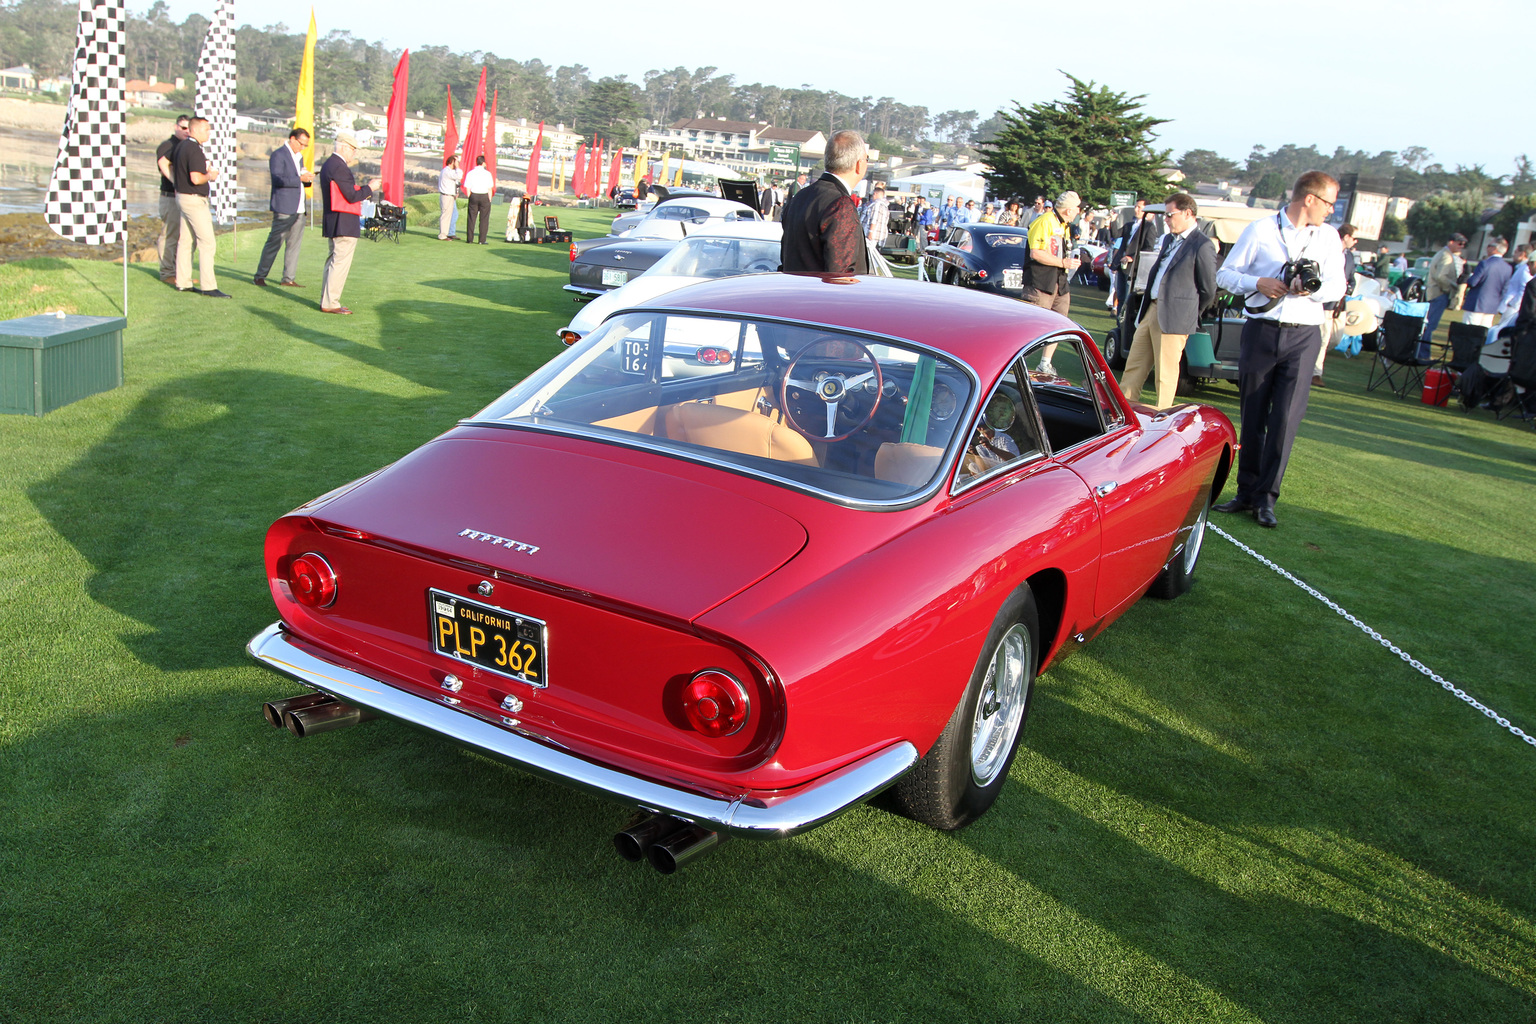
173, 116, 229, 297
155, 115, 189, 284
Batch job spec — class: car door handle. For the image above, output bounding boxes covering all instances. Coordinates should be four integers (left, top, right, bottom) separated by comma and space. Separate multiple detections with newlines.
1096, 481, 1118, 497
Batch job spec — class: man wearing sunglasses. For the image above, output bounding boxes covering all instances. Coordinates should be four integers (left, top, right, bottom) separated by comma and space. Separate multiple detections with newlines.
1212, 170, 1345, 528
154, 115, 190, 284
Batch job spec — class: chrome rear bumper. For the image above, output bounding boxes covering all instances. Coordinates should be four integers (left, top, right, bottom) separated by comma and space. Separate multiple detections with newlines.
247, 623, 917, 838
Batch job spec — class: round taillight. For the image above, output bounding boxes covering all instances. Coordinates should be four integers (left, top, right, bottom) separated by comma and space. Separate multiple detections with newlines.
680, 670, 749, 738
287, 552, 337, 608
976, 268, 988, 279
568, 242, 577, 262
560, 330, 582, 346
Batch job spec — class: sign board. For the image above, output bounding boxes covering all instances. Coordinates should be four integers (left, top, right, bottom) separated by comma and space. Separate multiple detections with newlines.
1348, 192, 1389, 241
927, 187, 945, 201
769, 143, 799, 165
1111, 191, 1137, 209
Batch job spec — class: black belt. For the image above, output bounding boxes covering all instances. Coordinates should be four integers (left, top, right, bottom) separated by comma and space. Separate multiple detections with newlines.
1250, 318, 1317, 329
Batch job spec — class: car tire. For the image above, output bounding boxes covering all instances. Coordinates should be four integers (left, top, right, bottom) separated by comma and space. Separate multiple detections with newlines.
1148, 491, 1209, 600
1102, 327, 1127, 372
890, 587, 1039, 831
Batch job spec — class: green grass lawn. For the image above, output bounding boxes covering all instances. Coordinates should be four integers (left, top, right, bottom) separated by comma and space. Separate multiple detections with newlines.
2, 203, 1534, 1022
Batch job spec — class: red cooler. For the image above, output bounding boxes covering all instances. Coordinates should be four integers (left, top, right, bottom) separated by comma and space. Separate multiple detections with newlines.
1422, 368, 1453, 406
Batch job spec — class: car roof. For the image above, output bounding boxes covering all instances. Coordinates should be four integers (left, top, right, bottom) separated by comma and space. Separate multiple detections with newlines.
644, 274, 1073, 376
644, 195, 758, 216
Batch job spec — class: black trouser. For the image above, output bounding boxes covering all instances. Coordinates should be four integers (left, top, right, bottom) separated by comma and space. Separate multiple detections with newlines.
1235, 318, 1322, 509
466, 192, 491, 243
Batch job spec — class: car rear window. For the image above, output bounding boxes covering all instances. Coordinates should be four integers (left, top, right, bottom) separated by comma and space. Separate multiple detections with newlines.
985, 234, 1027, 246
476, 312, 976, 503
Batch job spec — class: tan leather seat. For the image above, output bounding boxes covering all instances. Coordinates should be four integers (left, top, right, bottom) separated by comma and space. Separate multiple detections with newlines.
664, 402, 818, 465
874, 442, 944, 487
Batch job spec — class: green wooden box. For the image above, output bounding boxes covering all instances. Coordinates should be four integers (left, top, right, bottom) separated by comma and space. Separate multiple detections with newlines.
0, 313, 126, 416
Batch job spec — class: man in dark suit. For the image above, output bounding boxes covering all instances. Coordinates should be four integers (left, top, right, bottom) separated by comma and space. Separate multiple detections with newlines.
779, 130, 869, 274
318, 132, 380, 315
254, 127, 313, 287
1115, 197, 1161, 310
1118, 193, 1216, 408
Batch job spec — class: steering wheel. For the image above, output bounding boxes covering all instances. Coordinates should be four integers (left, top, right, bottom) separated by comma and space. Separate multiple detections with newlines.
743, 258, 778, 274
780, 337, 883, 441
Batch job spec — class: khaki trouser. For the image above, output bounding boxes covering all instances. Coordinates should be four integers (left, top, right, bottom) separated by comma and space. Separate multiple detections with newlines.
321, 235, 357, 310
1317, 313, 1338, 376
1119, 300, 1189, 409
438, 193, 458, 238
156, 192, 180, 278
175, 193, 218, 292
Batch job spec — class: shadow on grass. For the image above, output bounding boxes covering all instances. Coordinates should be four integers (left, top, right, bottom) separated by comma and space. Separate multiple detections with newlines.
26, 369, 443, 671
961, 689, 1536, 1023
1, 692, 1155, 1022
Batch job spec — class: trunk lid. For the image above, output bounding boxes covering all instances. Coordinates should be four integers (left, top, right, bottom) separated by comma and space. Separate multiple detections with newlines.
314, 432, 808, 622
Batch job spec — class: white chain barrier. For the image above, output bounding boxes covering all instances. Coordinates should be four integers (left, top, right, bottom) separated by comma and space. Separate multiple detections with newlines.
1209, 523, 1535, 748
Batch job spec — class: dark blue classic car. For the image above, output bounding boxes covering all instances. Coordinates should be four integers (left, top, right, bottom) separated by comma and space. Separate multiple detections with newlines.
922, 224, 1032, 299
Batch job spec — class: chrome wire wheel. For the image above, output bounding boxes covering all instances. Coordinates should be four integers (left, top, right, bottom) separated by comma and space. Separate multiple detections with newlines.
970, 623, 1032, 786
1184, 500, 1208, 574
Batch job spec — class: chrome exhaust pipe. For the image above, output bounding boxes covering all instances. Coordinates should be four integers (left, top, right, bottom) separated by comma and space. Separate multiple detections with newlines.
648, 823, 722, 874
263, 691, 337, 728
614, 813, 685, 863
284, 700, 378, 738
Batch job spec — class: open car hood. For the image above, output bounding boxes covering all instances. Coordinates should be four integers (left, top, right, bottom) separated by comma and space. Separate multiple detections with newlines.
310, 434, 809, 622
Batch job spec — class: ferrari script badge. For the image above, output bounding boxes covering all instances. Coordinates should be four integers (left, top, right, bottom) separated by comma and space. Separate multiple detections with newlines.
458, 529, 539, 555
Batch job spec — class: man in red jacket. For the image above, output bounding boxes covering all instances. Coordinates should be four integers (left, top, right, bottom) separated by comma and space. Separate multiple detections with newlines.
318, 132, 381, 315
779, 130, 869, 274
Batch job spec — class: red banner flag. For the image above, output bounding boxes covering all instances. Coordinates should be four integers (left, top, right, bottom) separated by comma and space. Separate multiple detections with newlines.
482, 86, 498, 189
525, 120, 544, 197
571, 141, 586, 196
590, 140, 602, 199
606, 146, 623, 201
441, 86, 458, 166
459, 67, 487, 194
380, 49, 409, 205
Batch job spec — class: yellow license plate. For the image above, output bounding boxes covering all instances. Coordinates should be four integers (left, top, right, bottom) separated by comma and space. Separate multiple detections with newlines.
429, 589, 547, 687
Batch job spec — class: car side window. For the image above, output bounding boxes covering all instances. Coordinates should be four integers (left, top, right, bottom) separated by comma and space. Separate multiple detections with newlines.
1023, 337, 1109, 453
956, 231, 973, 253
956, 362, 1046, 487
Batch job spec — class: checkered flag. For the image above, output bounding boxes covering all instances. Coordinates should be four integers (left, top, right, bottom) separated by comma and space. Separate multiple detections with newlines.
43, 0, 127, 245
196, 0, 237, 224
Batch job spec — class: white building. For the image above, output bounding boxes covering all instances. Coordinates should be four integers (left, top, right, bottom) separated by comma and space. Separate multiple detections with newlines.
637, 117, 829, 180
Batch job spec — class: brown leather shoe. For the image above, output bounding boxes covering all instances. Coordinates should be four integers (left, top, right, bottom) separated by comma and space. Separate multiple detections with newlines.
320, 306, 352, 315
253, 277, 267, 287
278, 280, 304, 287
1312, 375, 1326, 387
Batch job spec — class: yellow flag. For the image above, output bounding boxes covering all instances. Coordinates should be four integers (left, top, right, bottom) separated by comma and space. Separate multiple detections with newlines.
659, 152, 670, 187
294, 9, 317, 189
632, 150, 647, 187
673, 160, 683, 187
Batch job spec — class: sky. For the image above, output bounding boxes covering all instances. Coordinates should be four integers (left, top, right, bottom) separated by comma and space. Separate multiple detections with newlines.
137, 0, 1531, 177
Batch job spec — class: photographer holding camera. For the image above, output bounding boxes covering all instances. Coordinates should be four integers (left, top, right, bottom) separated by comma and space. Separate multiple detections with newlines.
1212, 171, 1345, 528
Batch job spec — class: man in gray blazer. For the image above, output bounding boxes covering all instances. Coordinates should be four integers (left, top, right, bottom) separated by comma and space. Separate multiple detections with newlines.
1118, 193, 1216, 408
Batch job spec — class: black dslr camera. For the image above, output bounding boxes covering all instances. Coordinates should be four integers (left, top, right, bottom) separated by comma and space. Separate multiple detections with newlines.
1282, 257, 1323, 295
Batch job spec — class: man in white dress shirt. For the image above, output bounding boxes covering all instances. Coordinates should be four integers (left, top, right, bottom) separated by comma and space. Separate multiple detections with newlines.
1212, 170, 1345, 528
437, 155, 461, 240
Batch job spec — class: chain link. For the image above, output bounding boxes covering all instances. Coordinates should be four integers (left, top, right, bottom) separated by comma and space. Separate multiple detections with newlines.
1209, 523, 1535, 748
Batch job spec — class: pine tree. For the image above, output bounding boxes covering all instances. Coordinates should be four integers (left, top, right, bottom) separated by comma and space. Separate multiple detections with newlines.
979, 73, 1171, 207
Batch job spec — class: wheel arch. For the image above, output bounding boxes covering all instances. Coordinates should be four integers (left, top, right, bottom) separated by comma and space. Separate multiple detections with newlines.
1024, 567, 1066, 671
1211, 443, 1233, 502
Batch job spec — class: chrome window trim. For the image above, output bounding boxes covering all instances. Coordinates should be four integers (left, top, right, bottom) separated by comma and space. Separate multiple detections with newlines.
1019, 331, 1118, 458
463, 307, 985, 513
949, 347, 1053, 497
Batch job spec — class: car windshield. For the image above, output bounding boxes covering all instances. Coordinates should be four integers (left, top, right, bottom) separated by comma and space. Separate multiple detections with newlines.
476, 312, 975, 503
646, 237, 782, 279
